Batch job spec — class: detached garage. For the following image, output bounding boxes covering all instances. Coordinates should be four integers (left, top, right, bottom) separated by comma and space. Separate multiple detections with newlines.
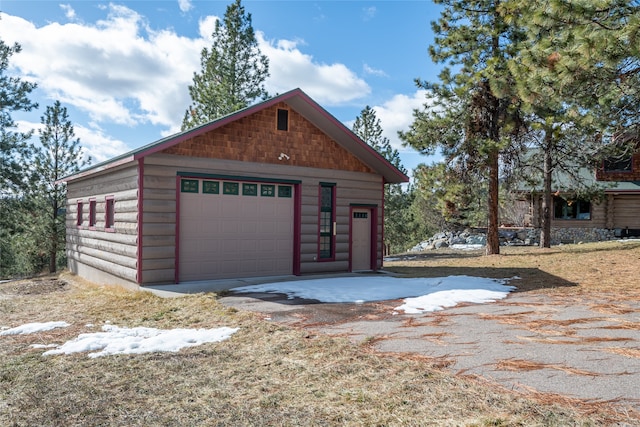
62, 88, 408, 288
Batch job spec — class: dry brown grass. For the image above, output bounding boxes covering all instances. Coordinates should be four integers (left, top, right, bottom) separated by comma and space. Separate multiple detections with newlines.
495, 359, 600, 376
602, 320, 640, 330
514, 335, 633, 345
1, 270, 636, 426
602, 347, 640, 359
385, 240, 640, 296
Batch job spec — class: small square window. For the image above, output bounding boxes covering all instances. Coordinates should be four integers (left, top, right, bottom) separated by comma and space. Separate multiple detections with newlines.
223, 182, 239, 195
261, 184, 275, 197
203, 181, 220, 194
243, 183, 258, 196
278, 185, 292, 198
181, 179, 199, 193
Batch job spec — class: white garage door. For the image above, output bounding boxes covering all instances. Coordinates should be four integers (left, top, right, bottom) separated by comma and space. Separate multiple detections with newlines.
179, 178, 294, 281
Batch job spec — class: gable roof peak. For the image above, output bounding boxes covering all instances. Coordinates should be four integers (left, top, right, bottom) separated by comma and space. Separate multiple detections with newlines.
62, 88, 408, 184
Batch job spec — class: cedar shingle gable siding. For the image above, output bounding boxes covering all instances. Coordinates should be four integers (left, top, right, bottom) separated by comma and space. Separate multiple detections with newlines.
162, 103, 374, 174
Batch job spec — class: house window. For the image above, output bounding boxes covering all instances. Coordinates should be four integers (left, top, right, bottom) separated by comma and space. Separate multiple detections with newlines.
203, 181, 219, 194
223, 182, 239, 195
89, 199, 97, 228
77, 201, 84, 226
277, 108, 288, 131
554, 196, 591, 220
105, 197, 115, 230
243, 183, 258, 196
261, 184, 275, 197
278, 185, 292, 198
604, 157, 632, 172
181, 179, 199, 193
319, 183, 335, 259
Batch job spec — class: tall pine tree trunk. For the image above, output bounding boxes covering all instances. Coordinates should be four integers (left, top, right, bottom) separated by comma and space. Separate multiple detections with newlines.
486, 147, 500, 255
49, 197, 58, 273
540, 131, 553, 248
485, 23, 501, 256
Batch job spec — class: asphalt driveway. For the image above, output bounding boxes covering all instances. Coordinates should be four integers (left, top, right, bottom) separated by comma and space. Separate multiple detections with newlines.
218, 288, 640, 413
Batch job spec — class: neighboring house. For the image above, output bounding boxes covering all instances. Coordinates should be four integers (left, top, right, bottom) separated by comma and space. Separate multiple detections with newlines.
521, 151, 640, 243
61, 89, 408, 287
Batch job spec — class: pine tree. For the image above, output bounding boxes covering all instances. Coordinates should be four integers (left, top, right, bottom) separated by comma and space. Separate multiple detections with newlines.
31, 101, 90, 273
352, 106, 406, 173
352, 106, 408, 254
511, 0, 639, 132
412, 162, 488, 230
0, 38, 37, 195
503, 0, 639, 247
0, 38, 37, 277
182, 0, 269, 130
401, 0, 526, 255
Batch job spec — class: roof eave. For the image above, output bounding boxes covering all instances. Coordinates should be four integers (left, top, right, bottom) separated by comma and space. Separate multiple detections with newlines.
59, 155, 136, 183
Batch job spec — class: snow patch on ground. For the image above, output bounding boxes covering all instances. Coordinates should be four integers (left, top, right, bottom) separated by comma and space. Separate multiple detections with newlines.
0, 321, 238, 358
233, 275, 516, 314
43, 325, 239, 358
0, 321, 70, 336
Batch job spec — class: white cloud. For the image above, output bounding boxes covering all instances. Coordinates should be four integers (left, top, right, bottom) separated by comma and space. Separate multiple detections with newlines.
0, 6, 369, 136
60, 4, 77, 21
74, 124, 131, 164
362, 6, 377, 21
178, 0, 193, 13
0, 5, 377, 163
363, 64, 388, 77
259, 33, 370, 105
198, 15, 218, 39
0, 8, 204, 131
16, 119, 127, 165
373, 89, 430, 151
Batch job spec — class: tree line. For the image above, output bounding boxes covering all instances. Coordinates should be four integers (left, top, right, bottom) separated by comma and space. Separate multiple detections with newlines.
2, 0, 639, 277
1, 38, 89, 277
400, 0, 640, 254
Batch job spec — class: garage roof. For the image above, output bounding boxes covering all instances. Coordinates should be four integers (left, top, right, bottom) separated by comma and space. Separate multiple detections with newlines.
63, 88, 409, 184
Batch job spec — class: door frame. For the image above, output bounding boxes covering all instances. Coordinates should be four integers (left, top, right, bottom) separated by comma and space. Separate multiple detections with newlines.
348, 204, 377, 272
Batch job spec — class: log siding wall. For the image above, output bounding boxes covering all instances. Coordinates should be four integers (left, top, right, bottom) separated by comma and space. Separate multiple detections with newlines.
65, 165, 140, 285
529, 193, 640, 231
143, 154, 383, 283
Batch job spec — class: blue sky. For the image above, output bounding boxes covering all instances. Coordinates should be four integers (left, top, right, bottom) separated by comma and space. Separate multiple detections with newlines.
0, 1, 443, 175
